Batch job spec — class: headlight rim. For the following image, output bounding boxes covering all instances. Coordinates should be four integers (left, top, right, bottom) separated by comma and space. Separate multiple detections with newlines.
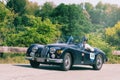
32, 46, 38, 52
50, 47, 56, 54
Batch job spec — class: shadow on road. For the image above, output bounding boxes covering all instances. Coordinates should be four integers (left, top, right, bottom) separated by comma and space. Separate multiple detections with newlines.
14, 64, 93, 71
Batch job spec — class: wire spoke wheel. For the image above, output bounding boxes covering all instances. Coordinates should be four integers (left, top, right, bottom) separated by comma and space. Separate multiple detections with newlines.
93, 54, 103, 70
61, 53, 72, 71
96, 55, 102, 68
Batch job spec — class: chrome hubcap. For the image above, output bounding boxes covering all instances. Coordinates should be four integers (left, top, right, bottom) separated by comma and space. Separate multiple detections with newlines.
97, 55, 102, 68
65, 54, 71, 69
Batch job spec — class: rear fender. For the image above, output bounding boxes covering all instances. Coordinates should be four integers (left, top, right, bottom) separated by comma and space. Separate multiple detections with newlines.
94, 48, 107, 63
93, 52, 106, 64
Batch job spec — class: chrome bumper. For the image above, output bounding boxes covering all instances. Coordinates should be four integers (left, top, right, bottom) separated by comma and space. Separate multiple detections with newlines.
26, 57, 63, 63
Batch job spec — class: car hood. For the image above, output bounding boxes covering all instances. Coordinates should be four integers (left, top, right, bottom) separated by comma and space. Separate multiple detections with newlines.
47, 43, 68, 47
47, 43, 77, 49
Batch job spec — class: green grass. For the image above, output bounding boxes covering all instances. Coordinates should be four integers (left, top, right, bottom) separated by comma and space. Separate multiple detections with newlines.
0, 53, 29, 64
107, 55, 120, 64
0, 53, 120, 64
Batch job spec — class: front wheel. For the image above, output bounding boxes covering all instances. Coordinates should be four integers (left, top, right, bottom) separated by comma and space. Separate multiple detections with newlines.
30, 60, 40, 68
92, 54, 103, 70
61, 52, 72, 71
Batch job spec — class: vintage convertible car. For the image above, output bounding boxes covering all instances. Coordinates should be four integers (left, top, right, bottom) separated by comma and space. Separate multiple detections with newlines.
26, 36, 107, 71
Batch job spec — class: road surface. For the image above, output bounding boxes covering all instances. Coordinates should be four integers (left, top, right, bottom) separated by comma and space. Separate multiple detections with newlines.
0, 64, 119, 80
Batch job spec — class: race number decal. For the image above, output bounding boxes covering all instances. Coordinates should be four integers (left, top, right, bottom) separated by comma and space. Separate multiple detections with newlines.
90, 53, 95, 60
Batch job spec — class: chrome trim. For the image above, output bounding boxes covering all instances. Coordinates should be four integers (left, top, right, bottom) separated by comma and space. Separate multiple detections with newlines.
32, 46, 38, 52
50, 47, 56, 54
41, 46, 49, 57
47, 58, 63, 63
25, 57, 34, 60
25, 57, 63, 63
36, 58, 45, 62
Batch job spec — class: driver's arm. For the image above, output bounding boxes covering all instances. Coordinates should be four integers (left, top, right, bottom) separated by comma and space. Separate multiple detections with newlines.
85, 44, 94, 52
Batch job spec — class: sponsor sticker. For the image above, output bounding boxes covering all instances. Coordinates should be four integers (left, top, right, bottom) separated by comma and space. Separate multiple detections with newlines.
90, 53, 95, 60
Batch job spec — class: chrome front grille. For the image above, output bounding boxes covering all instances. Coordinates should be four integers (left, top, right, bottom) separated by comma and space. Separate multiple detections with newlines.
41, 46, 49, 57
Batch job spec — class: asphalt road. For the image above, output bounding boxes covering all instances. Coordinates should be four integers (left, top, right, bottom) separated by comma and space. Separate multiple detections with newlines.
0, 64, 120, 80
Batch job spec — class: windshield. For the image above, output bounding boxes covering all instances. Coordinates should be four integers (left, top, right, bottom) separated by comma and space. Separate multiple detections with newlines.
56, 36, 81, 44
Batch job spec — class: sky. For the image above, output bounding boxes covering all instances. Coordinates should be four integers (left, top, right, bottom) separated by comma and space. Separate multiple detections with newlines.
29, 0, 120, 6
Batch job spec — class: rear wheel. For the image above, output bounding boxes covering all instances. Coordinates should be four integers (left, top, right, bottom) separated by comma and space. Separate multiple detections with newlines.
93, 54, 103, 70
30, 60, 40, 68
61, 52, 72, 71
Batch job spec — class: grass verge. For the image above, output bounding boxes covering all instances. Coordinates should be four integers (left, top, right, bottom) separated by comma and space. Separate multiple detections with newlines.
0, 53, 29, 64
107, 55, 120, 64
0, 53, 120, 64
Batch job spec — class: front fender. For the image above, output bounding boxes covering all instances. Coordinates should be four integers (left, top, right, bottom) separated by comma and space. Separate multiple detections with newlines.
26, 44, 44, 56
60, 48, 77, 64
60, 48, 73, 57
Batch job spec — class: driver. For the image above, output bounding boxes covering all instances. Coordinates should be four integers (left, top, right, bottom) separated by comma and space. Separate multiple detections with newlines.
82, 36, 94, 52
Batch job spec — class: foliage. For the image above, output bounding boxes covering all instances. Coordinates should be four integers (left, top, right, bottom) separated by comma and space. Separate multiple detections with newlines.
0, 53, 28, 63
7, 0, 27, 15
51, 4, 92, 37
5, 15, 61, 47
0, 2, 14, 45
0, 2, 14, 22
108, 55, 120, 64
24, 1, 40, 15
105, 22, 120, 49
38, 2, 55, 20
84, 2, 94, 12
87, 33, 113, 56
87, 2, 120, 27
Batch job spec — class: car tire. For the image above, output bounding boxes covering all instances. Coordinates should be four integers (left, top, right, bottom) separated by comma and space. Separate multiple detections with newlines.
93, 54, 103, 70
30, 60, 40, 68
61, 52, 72, 71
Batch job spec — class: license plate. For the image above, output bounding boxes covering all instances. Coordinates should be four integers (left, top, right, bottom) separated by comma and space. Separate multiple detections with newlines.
36, 58, 45, 62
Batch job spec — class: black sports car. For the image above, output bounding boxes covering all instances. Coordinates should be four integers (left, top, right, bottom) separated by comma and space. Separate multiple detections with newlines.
26, 36, 107, 71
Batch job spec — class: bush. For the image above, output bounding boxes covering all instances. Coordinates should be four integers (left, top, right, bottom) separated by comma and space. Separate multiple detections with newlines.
87, 33, 113, 57
5, 15, 61, 47
105, 22, 120, 49
108, 55, 120, 64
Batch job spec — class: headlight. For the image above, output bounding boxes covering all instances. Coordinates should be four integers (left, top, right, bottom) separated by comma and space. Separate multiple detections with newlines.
50, 47, 56, 54
32, 46, 38, 52
57, 50, 63, 54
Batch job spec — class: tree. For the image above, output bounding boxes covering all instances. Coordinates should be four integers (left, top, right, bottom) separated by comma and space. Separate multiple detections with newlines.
51, 4, 92, 37
0, 2, 13, 22
104, 5, 120, 27
84, 2, 94, 12
5, 15, 61, 47
6, 0, 27, 15
38, 2, 55, 20
88, 2, 120, 27
0, 2, 14, 45
105, 22, 120, 49
24, 1, 40, 15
